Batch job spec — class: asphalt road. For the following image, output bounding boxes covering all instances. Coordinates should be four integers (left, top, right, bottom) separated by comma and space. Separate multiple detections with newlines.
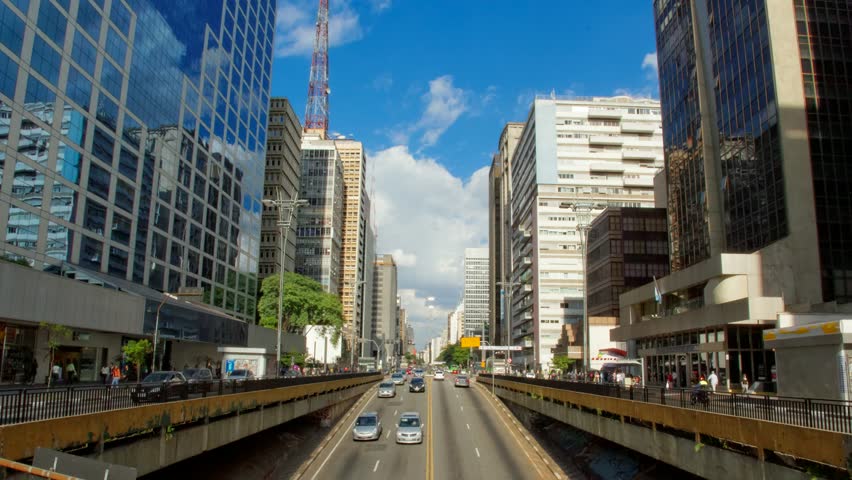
299, 375, 548, 480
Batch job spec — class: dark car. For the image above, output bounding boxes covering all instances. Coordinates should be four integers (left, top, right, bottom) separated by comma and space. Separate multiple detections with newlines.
409, 377, 426, 393
227, 369, 255, 383
131, 371, 188, 403
182, 368, 214, 393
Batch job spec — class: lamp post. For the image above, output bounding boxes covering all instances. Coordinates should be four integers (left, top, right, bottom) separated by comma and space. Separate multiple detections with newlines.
263, 188, 308, 378
152, 293, 179, 373
345, 279, 367, 372
358, 338, 381, 370
573, 204, 594, 373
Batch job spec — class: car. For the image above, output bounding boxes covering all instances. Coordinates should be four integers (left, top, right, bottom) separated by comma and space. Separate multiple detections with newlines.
182, 368, 214, 393
454, 375, 470, 388
413, 369, 424, 378
525, 371, 536, 378
409, 377, 425, 393
396, 412, 423, 444
227, 369, 255, 383
391, 373, 406, 385
378, 381, 396, 398
131, 371, 188, 403
352, 412, 382, 441
434, 371, 445, 381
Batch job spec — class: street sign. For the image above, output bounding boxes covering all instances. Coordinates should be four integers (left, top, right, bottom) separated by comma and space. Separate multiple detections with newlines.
460, 337, 481, 348
480, 345, 523, 351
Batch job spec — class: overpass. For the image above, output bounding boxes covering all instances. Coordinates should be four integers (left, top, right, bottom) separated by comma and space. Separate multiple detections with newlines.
0, 373, 381, 476
478, 375, 851, 479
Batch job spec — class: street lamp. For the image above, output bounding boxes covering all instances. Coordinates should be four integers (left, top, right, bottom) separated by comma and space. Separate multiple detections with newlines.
152, 291, 204, 372
345, 279, 367, 372
358, 338, 381, 370
263, 188, 308, 378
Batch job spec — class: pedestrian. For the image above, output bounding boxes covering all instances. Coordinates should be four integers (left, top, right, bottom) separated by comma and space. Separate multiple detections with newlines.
665, 372, 673, 389
615, 369, 625, 385
101, 364, 109, 384
672, 370, 678, 388
741, 374, 749, 393
51, 362, 61, 384
111, 364, 121, 385
708, 370, 719, 392
27, 357, 38, 384
66, 361, 77, 384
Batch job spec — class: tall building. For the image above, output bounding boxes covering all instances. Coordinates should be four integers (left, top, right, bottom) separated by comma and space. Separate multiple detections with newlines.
615, 1, 852, 396
447, 303, 463, 345
463, 247, 489, 340
371, 254, 398, 367
259, 98, 302, 278
295, 136, 343, 294
489, 122, 525, 348
335, 139, 369, 360
0, 0, 277, 380
360, 220, 376, 358
511, 96, 663, 371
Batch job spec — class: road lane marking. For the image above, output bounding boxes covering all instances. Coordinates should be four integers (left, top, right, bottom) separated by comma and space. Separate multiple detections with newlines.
427, 377, 434, 480
466, 424, 470, 430
401, 396, 404, 402
386, 431, 390, 439
373, 460, 380, 472
475, 447, 480, 458
309, 391, 374, 480
460, 406, 463, 412
394, 409, 398, 416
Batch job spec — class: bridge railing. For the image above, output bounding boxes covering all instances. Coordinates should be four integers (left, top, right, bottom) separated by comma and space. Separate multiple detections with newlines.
479, 375, 852, 434
0, 373, 376, 426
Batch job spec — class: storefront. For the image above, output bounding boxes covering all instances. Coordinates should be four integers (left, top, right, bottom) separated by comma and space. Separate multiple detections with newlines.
0, 323, 38, 383
637, 324, 775, 390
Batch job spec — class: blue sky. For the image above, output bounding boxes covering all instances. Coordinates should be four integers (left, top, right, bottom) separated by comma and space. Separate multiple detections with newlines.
270, 0, 660, 348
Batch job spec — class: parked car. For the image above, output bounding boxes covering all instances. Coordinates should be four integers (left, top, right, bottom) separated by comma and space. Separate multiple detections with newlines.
227, 369, 255, 383
378, 381, 396, 398
409, 377, 426, 393
131, 371, 188, 403
396, 412, 423, 444
182, 368, 214, 393
352, 412, 382, 441
454, 375, 470, 388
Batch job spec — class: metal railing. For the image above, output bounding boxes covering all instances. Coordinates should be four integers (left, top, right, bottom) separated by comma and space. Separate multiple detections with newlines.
481, 375, 852, 434
0, 373, 376, 426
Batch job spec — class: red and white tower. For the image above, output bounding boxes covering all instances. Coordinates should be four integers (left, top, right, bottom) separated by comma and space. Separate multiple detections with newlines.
304, 0, 329, 138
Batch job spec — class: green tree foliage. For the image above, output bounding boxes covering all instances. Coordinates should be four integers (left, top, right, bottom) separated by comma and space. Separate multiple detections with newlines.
403, 352, 415, 365
122, 339, 153, 382
551, 354, 575, 372
281, 351, 308, 368
258, 273, 344, 338
439, 343, 473, 367
40, 322, 72, 387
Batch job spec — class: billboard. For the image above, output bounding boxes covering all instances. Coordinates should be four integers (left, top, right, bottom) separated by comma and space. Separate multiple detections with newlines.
460, 337, 481, 348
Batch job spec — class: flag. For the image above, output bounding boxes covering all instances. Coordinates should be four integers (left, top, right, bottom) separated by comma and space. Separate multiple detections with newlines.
653, 276, 662, 304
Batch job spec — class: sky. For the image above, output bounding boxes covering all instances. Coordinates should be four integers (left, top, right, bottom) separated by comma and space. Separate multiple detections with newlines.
269, 0, 660, 349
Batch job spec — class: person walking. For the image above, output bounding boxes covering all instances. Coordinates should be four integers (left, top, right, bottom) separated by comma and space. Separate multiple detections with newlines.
51, 362, 61, 385
66, 361, 76, 385
111, 364, 121, 385
101, 364, 109, 384
665, 372, 673, 389
708, 370, 719, 392
741, 374, 749, 393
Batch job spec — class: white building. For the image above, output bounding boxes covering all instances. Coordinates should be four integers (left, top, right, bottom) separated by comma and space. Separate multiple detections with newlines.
448, 303, 463, 345
463, 248, 490, 340
305, 325, 343, 368
510, 96, 663, 371
430, 336, 446, 365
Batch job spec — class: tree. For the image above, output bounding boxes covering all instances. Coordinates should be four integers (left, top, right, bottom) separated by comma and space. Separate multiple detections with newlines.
439, 343, 473, 367
281, 351, 308, 369
257, 272, 344, 340
40, 322, 71, 387
404, 352, 415, 365
122, 339, 153, 382
551, 354, 575, 373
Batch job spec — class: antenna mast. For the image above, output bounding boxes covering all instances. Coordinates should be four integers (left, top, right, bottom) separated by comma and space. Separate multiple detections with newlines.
304, 0, 329, 138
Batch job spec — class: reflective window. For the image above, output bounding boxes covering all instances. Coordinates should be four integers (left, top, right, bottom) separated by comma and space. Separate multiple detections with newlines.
189, 223, 201, 248
71, 30, 97, 76
65, 66, 92, 111
109, 0, 130, 36
148, 263, 164, 290
111, 211, 131, 245
108, 246, 128, 278
202, 256, 212, 280
115, 178, 134, 212
168, 268, 180, 291
203, 232, 214, 255
193, 173, 205, 197
100, 60, 123, 100
49, 179, 76, 221
154, 202, 170, 231
46, 221, 73, 261
118, 146, 137, 179
25, 76, 56, 105
105, 27, 126, 66
0, 5, 24, 56
76, 0, 101, 42
31, 35, 62, 86
170, 241, 182, 267
12, 161, 44, 206
0, 50, 18, 99
191, 197, 203, 222
172, 213, 186, 241
36, 0, 66, 46
151, 231, 166, 260
175, 187, 188, 213
122, 114, 141, 149
17, 116, 51, 166
6, 206, 40, 250
91, 127, 114, 166
83, 198, 106, 235
79, 234, 103, 270
86, 162, 110, 200
7, 0, 28, 15
56, 142, 81, 184
187, 250, 199, 274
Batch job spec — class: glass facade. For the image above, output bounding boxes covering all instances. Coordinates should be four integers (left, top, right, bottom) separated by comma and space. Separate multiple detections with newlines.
0, 0, 275, 322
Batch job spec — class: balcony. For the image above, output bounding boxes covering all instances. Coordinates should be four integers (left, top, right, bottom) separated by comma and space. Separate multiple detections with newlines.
623, 175, 653, 187
588, 108, 624, 119
622, 149, 658, 160
589, 135, 624, 146
621, 122, 657, 134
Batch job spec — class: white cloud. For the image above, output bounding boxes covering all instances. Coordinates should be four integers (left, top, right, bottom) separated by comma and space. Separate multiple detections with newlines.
275, 0, 364, 57
642, 52, 659, 76
371, 146, 489, 346
369, 0, 392, 13
398, 289, 451, 347
417, 75, 468, 146
390, 248, 417, 267
614, 52, 660, 99
372, 73, 394, 91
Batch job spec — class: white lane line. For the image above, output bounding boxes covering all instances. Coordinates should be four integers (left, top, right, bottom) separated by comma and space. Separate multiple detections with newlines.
475, 447, 481, 458
394, 409, 398, 416
401, 396, 404, 402
466, 424, 470, 430
386, 430, 391, 439
460, 406, 464, 412
373, 460, 380, 472
309, 393, 373, 480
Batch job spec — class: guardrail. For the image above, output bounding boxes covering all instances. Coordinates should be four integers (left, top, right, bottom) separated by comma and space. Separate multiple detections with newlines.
0, 373, 376, 426
480, 375, 852, 434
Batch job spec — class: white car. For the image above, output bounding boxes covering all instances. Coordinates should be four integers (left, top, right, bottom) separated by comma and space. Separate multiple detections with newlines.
434, 371, 445, 381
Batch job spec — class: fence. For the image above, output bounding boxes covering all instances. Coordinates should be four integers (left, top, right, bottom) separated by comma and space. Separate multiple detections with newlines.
0, 373, 375, 426
482, 375, 852, 434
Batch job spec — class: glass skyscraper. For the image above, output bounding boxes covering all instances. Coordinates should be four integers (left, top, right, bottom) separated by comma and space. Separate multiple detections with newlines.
0, 0, 275, 321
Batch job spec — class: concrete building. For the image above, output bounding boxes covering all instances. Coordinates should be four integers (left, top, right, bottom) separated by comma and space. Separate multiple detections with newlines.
430, 336, 446, 365
359, 219, 376, 358
371, 254, 398, 368
304, 324, 342, 368
448, 303, 463, 345
489, 123, 525, 348
0, 0, 285, 383
464, 248, 490, 340
614, 0, 852, 395
259, 98, 302, 279
510, 96, 664, 371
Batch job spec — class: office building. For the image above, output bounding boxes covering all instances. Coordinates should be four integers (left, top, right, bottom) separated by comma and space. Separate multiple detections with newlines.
360, 219, 376, 358
0, 0, 283, 382
448, 302, 463, 345
463, 247, 489, 339
371, 254, 398, 367
510, 96, 663, 371
489, 122, 524, 348
259, 98, 302, 278
614, 1, 852, 396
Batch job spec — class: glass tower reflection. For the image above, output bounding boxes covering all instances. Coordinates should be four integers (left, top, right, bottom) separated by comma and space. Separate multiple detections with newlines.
0, 0, 275, 322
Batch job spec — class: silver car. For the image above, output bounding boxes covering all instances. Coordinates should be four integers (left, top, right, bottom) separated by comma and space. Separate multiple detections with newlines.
378, 381, 396, 398
396, 412, 423, 444
391, 373, 405, 385
352, 412, 382, 441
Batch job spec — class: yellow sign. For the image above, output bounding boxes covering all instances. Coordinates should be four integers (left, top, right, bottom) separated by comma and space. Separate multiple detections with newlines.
480, 361, 486, 368
460, 337, 481, 348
